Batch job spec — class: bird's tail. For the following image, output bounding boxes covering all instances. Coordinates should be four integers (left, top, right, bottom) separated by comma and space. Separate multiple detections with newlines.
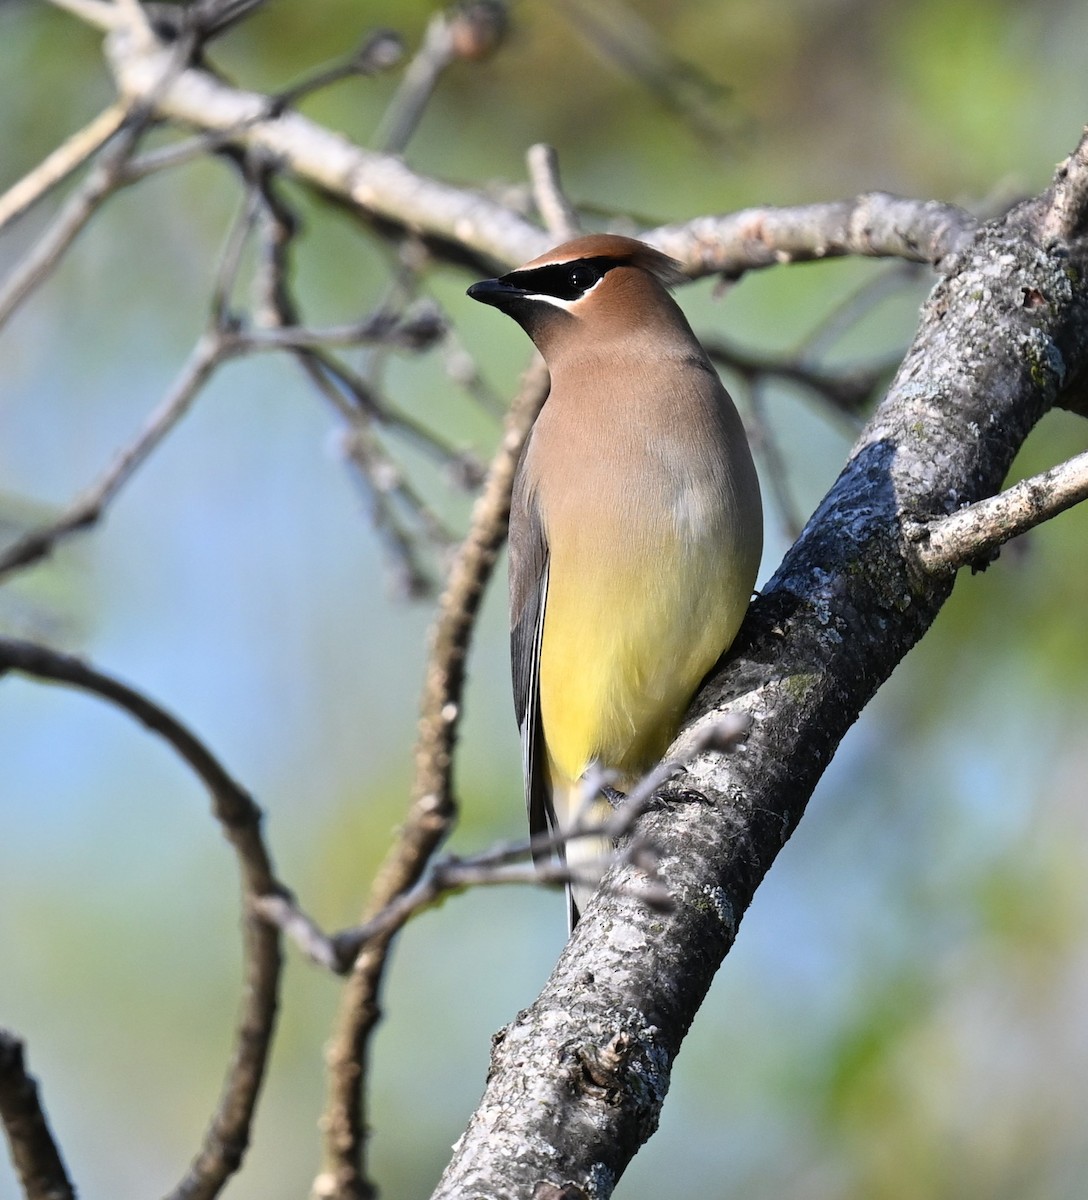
552, 776, 614, 931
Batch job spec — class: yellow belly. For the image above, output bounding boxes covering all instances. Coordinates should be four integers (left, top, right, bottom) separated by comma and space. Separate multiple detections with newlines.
539, 535, 745, 793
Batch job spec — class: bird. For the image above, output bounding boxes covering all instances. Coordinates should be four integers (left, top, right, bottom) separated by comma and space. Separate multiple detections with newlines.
467, 233, 762, 929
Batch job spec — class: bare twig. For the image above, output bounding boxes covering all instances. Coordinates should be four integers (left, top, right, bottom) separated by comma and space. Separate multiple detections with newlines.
253, 854, 631, 978
440, 329, 509, 419
146, 0, 271, 42
793, 259, 926, 362
650, 193, 977, 278
251, 893, 342, 972
120, 129, 262, 182
374, 11, 457, 154
297, 346, 477, 479
43, 0, 121, 29
249, 172, 453, 595
0, 637, 284, 1200
549, 0, 744, 149
601, 713, 752, 839
270, 28, 404, 110
0, 123, 143, 334
231, 309, 445, 352
375, 3, 508, 153
0, 1029, 77, 1200
268, 855, 669, 975
0, 23, 204, 337
333, 421, 439, 598
0, 101, 129, 232
912, 448, 1088, 573
0, 333, 226, 581
740, 378, 806, 541
526, 143, 581, 240
258, 716, 749, 975
1041, 125, 1088, 241
314, 358, 550, 1200
704, 336, 893, 420
209, 179, 265, 327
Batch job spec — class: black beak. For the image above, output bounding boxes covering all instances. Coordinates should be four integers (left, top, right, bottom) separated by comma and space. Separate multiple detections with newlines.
467, 277, 524, 309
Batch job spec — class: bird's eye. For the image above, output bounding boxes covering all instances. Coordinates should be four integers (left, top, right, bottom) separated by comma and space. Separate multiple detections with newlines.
568, 263, 600, 293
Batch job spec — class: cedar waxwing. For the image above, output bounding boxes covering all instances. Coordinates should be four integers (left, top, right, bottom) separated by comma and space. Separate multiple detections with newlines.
468, 234, 762, 928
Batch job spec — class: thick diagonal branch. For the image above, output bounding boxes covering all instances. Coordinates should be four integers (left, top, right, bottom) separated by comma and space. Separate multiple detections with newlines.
432, 144, 1088, 1200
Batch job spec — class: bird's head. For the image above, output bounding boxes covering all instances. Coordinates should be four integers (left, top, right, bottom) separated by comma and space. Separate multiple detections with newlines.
467, 234, 688, 359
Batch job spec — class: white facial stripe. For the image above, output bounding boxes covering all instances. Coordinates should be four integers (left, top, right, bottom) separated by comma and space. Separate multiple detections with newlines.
521, 293, 577, 310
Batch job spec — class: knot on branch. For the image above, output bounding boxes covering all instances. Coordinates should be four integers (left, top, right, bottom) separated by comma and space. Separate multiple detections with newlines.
532, 1183, 590, 1200
575, 1032, 635, 1101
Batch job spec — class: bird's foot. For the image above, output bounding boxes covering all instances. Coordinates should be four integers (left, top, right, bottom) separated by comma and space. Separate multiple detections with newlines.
602, 780, 709, 815
649, 780, 712, 810
600, 785, 628, 811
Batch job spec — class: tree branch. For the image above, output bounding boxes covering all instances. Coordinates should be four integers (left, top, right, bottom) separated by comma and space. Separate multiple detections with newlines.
101, 28, 549, 270
44, 0, 121, 30
649, 192, 977, 278
703, 335, 895, 419
526, 143, 581, 240
247, 168, 453, 596
0, 118, 144, 334
0, 638, 285, 1200
373, 7, 460, 154
0, 1030, 76, 1200
0, 101, 128, 232
0, 332, 226, 581
19, 2, 975, 292
314, 359, 550, 1200
72, 16, 973, 280
1041, 125, 1088, 241
911, 448, 1088, 572
432, 131, 1088, 1200
741, 376, 806, 540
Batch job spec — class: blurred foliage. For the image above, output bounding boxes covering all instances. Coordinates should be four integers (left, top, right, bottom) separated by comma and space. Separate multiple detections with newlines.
2, 0, 1088, 1198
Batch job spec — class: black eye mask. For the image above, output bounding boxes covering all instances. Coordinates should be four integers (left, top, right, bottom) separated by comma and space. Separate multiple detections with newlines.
499, 256, 623, 301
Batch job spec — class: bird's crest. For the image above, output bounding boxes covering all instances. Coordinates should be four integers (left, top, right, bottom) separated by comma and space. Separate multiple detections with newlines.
521, 234, 686, 290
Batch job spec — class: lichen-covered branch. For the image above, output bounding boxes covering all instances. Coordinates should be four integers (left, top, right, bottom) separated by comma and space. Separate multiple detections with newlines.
1041, 124, 1088, 240
911, 448, 1088, 572
648, 192, 976, 278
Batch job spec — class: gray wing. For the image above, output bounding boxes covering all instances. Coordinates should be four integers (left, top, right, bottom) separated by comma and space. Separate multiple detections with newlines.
508, 453, 555, 862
